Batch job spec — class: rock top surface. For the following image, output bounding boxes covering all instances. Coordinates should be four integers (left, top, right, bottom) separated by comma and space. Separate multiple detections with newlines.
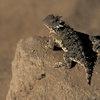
6, 36, 100, 100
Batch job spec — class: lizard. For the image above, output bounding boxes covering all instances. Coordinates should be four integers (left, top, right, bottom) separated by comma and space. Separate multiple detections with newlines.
43, 14, 100, 85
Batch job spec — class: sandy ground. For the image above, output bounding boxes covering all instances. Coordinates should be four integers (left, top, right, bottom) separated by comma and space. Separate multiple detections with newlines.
0, 0, 100, 100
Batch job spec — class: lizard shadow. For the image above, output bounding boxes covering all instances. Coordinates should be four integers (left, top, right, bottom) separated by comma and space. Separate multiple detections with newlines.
77, 32, 97, 85
53, 46, 62, 51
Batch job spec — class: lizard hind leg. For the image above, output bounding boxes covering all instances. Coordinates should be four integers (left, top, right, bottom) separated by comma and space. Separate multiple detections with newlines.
95, 46, 100, 56
63, 52, 77, 69
92, 43, 100, 56
54, 53, 74, 69
55, 53, 76, 69
63, 53, 74, 69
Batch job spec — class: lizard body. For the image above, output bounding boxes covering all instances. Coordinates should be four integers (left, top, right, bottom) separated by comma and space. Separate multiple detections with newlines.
43, 14, 100, 85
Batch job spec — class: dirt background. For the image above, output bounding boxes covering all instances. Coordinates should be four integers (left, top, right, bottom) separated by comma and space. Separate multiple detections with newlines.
0, 0, 100, 100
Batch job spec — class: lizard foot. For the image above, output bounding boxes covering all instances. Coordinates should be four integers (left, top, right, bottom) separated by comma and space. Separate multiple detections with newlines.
54, 62, 72, 69
54, 62, 66, 68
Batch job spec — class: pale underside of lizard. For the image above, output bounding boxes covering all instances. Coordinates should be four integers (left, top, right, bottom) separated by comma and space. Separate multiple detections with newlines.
43, 14, 100, 85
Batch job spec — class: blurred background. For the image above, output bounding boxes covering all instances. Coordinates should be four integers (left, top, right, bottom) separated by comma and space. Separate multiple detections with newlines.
0, 0, 100, 99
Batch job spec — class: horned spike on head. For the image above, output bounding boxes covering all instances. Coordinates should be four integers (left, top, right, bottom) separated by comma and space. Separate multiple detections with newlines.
55, 16, 62, 21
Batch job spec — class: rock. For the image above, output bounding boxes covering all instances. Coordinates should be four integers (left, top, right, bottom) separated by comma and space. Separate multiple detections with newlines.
6, 36, 100, 100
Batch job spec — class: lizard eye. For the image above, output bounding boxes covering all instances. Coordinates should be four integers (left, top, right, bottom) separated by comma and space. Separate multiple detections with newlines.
56, 24, 64, 28
49, 19, 56, 24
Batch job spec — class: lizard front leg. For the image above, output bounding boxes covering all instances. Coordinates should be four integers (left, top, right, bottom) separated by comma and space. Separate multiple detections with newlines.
47, 32, 61, 50
47, 37, 55, 50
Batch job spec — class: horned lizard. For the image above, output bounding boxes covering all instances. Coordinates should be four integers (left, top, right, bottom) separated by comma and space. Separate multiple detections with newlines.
43, 14, 100, 85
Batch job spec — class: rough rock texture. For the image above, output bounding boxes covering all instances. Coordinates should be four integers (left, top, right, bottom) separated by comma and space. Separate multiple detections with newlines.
6, 36, 100, 100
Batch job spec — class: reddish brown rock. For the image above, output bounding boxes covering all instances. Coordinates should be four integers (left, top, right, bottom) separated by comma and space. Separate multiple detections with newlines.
6, 36, 100, 100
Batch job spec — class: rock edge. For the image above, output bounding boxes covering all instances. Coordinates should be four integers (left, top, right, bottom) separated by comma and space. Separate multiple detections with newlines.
6, 36, 100, 100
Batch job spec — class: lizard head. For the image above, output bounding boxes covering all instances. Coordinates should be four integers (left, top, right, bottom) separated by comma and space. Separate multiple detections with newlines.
43, 14, 65, 34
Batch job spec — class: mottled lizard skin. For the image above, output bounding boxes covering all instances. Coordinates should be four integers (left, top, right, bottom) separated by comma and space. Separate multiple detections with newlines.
43, 14, 100, 85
